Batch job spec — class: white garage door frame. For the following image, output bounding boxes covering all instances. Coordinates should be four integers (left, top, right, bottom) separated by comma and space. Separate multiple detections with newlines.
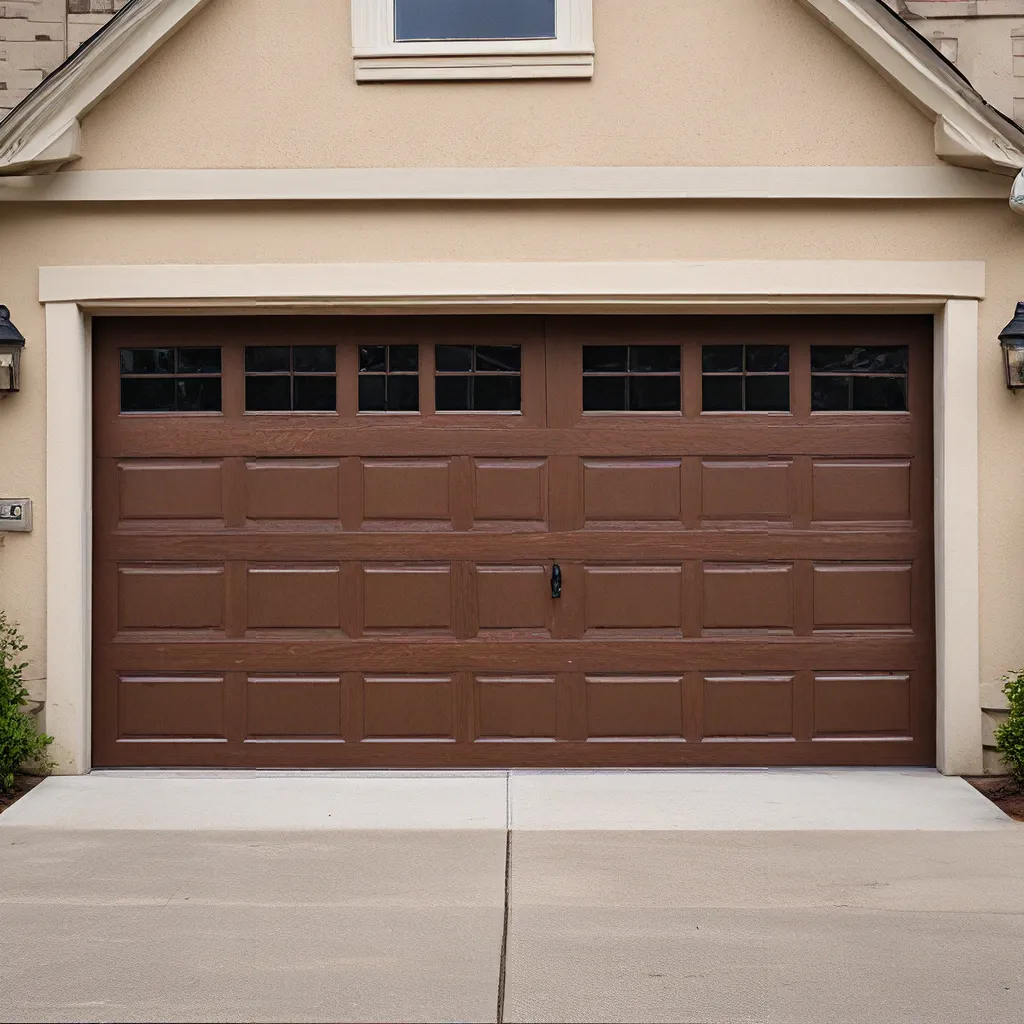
39, 260, 983, 775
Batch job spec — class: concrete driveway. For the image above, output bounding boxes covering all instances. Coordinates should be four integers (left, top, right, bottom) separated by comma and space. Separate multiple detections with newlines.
0, 769, 1020, 1024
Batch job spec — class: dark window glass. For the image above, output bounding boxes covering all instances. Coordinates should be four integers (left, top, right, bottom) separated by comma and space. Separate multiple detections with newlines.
293, 346, 336, 373
121, 377, 175, 413
175, 348, 221, 374
387, 374, 420, 412
701, 344, 790, 413
810, 345, 908, 412
394, 0, 556, 41
293, 375, 337, 412
435, 344, 522, 412
359, 346, 387, 373
358, 344, 420, 413
583, 346, 628, 373
119, 347, 222, 413
702, 345, 743, 373
358, 374, 387, 412
245, 346, 290, 373
119, 348, 174, 375
629, 375, 680, 412
246, 375, 292, 412
702, 375, 744, 413
435, 345, 474, 372
245, 345, 337, 413
582, 344, 681, 413
583, 375, 626, 412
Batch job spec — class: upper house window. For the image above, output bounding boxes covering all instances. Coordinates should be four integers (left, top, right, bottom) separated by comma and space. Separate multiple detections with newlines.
351, 0, 594, 81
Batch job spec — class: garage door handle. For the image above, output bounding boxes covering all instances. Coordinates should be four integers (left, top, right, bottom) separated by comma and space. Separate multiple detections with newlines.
551, 563, 562, 599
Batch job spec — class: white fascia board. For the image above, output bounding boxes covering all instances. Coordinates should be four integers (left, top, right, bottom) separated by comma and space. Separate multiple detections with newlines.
0, 0, 214, 176
796, 0, 1024, 174
0, 165, 1011, 202
37, 260, 986, 306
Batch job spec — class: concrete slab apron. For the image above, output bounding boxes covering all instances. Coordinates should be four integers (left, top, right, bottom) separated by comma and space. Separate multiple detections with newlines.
0, 828, 506, 1024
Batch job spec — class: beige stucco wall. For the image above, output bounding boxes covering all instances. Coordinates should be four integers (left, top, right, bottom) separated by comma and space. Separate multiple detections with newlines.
2, 201, 1024, 732
74, 0, 943, 169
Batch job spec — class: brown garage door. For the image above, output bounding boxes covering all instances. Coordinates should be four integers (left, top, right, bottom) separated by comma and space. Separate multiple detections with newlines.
92, 314, 934, 768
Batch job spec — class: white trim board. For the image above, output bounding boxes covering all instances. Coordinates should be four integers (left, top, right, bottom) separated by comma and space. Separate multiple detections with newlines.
0, 166, 1012, 203
41, 259, 983, 778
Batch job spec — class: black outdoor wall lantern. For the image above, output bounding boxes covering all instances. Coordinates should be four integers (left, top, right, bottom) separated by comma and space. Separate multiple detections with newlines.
999, 302, 1024, 391
0, 306, 25, 396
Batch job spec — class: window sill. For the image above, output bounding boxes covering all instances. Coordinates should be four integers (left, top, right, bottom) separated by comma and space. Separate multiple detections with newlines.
354, 52, 594, 82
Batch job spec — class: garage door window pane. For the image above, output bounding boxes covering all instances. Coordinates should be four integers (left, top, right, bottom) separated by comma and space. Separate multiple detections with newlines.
119, 347, 222, 413
394, 0, 556, 41
435, 345, 521, 412
245, 345, 337, 413
359, 344, 420, 413
701, 345, 790, 413
583, 345, 682, 413
811, 345, 908, 412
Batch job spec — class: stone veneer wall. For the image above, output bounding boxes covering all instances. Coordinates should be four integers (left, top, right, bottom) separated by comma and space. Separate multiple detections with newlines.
0, 0, 127, 114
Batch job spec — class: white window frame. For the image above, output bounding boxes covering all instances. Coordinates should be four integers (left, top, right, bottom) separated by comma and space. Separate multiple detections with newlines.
351, 0, 594, 81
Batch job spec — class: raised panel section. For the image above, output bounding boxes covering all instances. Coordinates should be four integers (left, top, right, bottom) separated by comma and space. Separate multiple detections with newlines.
118, 460, 222, 521
584, 566, 682, 631
703, 675, 794, 738
478, 565, 548, 630
118, 675, 226, 739
701, 460, 791, 521
246, 676, 343, 739
583, 460, 681, 522
362, 564, 452, 631
118, 565, 224, 630
363, 676, 455, 741
474, 459, 546, 522
476, 676, 557, 740
813, 460, 912, 522
813, 674, 912, 737
813, 564, 912, 631
702, 564, 794, 632
246, 460, 340, 520
247, 565, 341, 629
585, 676, 684, 739
362, 459, 451, 522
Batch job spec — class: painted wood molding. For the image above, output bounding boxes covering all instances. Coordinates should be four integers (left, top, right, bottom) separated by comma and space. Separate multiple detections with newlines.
0, 165, 1012, 203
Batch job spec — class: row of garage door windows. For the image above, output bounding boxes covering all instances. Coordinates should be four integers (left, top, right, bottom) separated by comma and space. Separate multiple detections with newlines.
119, 343, 910, 415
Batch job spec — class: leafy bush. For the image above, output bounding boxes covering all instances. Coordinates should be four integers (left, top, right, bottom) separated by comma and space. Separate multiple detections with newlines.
995, 669, 1024, 788
0, 612, 54, 794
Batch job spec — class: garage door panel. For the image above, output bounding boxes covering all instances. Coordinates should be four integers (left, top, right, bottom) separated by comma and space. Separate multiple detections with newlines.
245, 675, 345, 740
812, 460, 912, 523
812, 564, 913, 631
93, 315, 934, 768
245, 459, 340, 520
117, 674, 227, 740
247, 565, 342, 629
584, 566, 683, 631
118, 564, 224, 630
118, 460, 224, 522
362, 564, 452, 632
475, 675, 557, 740
701, 460, 792, 521
583, 459, 682, 523
362, 675, 456, 741
473, 459, 547, 524
702, 564, 794, 632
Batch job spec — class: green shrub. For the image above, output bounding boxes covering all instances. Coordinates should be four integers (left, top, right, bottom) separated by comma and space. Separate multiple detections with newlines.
0, 612, 54, 794
995, 669, 1024, 788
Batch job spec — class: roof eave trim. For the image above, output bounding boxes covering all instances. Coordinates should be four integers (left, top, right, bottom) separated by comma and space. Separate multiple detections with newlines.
0, 0, 214, 176
797, 0, 1024, 175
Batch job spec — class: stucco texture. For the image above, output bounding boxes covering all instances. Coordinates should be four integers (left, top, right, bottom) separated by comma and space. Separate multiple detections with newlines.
73, 0, 942, 169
